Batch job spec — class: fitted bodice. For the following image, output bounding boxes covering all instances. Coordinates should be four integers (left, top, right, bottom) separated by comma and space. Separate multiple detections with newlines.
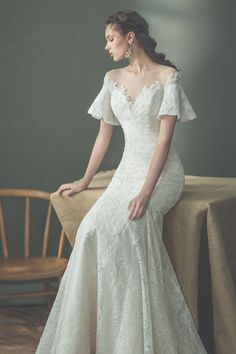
87, 70, 197, 183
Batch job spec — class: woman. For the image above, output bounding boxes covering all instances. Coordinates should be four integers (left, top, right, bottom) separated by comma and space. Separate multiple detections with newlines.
36, 10, 207, 354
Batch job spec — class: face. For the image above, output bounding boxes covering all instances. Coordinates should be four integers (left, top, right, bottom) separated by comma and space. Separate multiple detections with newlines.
105, 24, 133, 61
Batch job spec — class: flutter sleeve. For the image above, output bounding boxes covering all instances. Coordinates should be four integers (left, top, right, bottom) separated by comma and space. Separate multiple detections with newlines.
87, 73, 120, 126
157, 71, 198, 123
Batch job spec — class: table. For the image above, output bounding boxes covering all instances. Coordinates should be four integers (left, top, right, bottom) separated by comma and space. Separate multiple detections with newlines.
50, 170, 236, 354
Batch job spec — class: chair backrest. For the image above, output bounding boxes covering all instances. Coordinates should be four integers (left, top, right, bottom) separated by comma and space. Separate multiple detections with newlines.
0, 189, 65, 259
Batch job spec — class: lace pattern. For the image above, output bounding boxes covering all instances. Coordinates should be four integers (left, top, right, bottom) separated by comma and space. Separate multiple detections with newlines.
87, 77, 120, 125
157, 71, 197, 122
87, 71, 197, 125
35, 70, 207, 354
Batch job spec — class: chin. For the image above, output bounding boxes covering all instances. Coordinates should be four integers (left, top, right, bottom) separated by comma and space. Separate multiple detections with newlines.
112, 55, 123, 62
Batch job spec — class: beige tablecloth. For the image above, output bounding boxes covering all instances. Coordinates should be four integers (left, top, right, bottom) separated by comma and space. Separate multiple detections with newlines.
50, 170, 236, 354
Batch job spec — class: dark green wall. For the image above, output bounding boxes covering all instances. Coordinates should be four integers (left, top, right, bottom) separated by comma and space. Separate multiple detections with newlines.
1, 1, 235, 305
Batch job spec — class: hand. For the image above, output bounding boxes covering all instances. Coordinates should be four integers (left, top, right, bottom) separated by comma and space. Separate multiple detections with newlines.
57, 178, 89, 197
127, 192, 151, 220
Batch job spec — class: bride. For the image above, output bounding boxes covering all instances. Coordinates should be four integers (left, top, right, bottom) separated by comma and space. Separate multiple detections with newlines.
36, 9, 208, 354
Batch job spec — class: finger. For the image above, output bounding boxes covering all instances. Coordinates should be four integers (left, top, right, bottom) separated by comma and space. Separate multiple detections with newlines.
131, 205, 142, 220
67, 189, 76, 197
61, 189, 72, 197
133, 204, 146, 220
129, 202, 139, 219
128, 199, 134, 212
135, 208, 145, 219
129, 199, 137, 215
68, 187, 82, 197
57, 185, 66, 193
57, 186, 63, 193
128, 200, 133, 210
58, 186, 70, 195
128, 201, 137, 218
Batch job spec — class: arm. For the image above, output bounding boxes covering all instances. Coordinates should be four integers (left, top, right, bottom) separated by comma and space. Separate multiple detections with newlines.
57, 119, 114, 196
82, 119, 114, 185
140, 115, 177, 196
128, 115, 177, 220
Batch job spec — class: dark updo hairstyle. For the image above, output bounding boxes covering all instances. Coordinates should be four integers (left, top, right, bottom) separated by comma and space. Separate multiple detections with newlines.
105, 10, 180, 71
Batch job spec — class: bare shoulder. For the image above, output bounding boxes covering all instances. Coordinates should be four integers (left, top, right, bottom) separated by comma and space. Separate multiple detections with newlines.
106, 68, 123, 81
159, 65, 178, 81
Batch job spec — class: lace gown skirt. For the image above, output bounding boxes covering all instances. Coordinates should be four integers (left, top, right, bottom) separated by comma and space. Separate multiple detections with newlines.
35, 162, 207, 354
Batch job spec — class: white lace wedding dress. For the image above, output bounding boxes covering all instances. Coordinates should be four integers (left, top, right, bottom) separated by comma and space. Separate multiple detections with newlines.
35, 70, 207, 354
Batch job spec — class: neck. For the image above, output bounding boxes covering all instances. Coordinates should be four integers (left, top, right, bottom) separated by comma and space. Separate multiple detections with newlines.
127, 45, 159, 75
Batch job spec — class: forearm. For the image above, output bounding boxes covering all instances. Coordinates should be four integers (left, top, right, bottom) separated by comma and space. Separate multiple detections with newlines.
82, 133, 111, 185
140, 142, 171, 197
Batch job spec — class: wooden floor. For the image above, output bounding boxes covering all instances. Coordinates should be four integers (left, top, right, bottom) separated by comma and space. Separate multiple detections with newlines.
0, 305, 50, 354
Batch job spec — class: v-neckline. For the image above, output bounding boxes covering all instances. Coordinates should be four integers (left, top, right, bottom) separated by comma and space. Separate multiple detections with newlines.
106, 71, 179, 107
107, 77, 162, 107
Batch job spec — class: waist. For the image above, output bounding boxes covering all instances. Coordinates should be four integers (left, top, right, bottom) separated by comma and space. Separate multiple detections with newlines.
113, 146, 185, 183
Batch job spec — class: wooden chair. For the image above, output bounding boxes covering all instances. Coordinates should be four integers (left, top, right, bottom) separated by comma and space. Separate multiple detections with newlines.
0, 189, 68, 309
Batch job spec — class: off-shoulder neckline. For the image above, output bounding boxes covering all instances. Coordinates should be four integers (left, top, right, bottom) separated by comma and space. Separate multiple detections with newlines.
104, 70, 180, 106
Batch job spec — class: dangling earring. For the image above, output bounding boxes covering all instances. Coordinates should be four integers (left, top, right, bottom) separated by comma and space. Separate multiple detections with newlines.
125, 42, 132, 61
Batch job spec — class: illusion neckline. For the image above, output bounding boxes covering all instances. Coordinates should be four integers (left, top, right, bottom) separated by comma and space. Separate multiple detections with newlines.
105, 70, 180, 106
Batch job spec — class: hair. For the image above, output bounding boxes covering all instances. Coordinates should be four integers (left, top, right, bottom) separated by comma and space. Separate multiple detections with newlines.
104, 10, 180, 71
